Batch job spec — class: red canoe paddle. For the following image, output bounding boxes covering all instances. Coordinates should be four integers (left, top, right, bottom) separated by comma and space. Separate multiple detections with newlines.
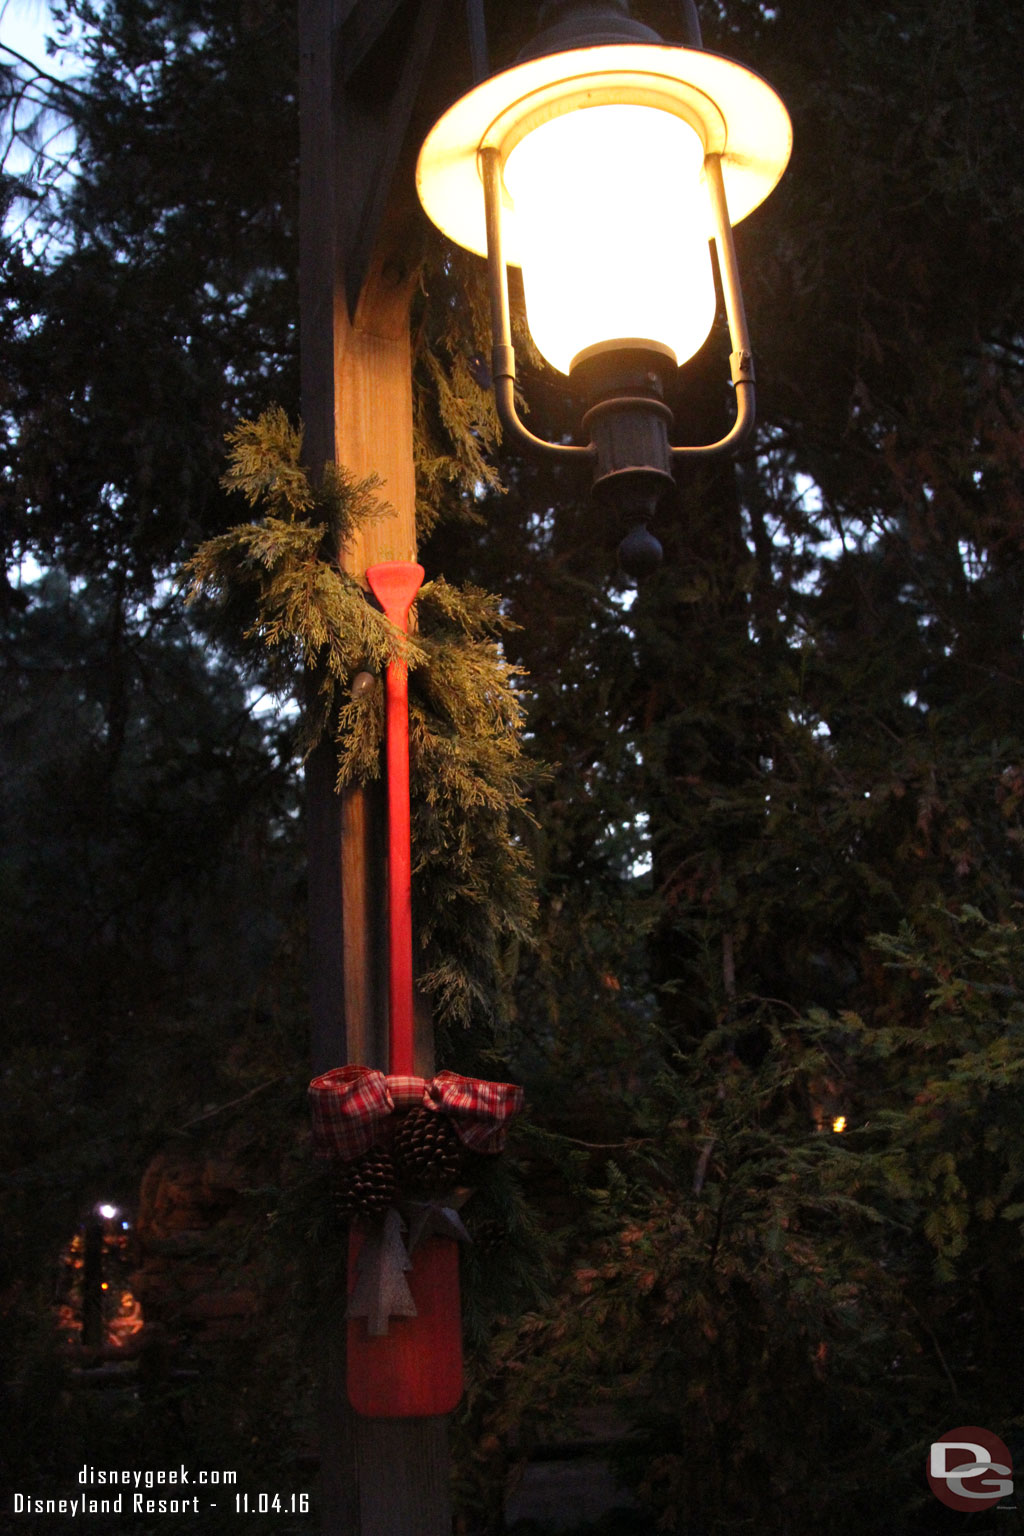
365, 560, 422, 1080
347, 561, 463, 1418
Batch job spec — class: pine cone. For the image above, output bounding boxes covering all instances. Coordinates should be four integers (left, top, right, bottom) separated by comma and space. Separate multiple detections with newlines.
333, 1146, 398, 1221
391, 1108, 463, 1195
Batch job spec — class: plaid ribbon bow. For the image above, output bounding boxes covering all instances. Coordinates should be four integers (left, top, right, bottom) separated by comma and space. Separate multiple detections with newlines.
309, 1065, 524, 1162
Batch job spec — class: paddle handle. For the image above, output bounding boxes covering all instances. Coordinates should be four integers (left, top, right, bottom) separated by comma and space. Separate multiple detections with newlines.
365, 562, 425, 1078
384, 639, 414, 1074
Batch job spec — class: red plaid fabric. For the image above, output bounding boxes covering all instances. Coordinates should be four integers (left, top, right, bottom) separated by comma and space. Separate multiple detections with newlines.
309, 1065, 524, 1161
427, 1071, 525, 1154
309, 1066, 392, 1160
385, 1075, 428, 1111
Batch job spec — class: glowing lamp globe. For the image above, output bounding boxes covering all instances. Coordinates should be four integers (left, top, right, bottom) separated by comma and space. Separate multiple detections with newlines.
502, 103, 716, 375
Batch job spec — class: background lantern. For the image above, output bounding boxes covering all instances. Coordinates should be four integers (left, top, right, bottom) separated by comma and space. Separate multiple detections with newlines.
416, 1, 792, 570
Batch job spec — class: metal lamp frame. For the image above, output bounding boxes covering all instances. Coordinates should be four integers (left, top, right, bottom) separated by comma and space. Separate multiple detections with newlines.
480, 140, 755, 467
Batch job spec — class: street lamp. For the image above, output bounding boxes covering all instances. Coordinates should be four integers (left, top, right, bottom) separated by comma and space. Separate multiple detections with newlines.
416, 0, 791, 572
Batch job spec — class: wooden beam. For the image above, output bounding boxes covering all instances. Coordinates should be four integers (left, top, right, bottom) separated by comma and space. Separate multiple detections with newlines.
338, 0, 406, 81
336, 0, 445, 320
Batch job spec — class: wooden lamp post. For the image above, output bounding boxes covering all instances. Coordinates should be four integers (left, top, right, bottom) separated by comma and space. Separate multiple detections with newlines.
299, 3, 470, 1531
298, 3, 790, 1532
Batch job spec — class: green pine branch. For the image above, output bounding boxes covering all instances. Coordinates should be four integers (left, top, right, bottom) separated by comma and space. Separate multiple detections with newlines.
182, 408, 537, 1032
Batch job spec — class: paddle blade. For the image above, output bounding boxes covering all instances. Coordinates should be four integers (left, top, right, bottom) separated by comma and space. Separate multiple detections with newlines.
366, 561, 425, 631
347, 1230, 463, 1418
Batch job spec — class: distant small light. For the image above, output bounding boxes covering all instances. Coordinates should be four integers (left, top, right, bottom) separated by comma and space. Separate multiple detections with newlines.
97, 1203, 118, 1219
121, 1220, 130, 1230
832, 1115, 847, 1134
101, 1282, 109, 1291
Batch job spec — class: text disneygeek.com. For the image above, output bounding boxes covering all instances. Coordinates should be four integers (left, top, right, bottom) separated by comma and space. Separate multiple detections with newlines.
10, 1465, 312, 1519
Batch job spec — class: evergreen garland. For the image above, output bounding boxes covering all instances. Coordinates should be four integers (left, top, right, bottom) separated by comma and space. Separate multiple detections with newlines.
411, 242, 505, 538
183, 407, 536, 1034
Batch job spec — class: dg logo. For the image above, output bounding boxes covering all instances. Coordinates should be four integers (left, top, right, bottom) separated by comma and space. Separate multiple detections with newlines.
927, 1426, 1014, 1512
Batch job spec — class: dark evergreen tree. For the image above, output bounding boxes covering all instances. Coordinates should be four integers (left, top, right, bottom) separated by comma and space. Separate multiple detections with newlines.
1, 8, 310, 1522
423, 3, 1024, 1532
1, 0, 298, 590
0, 564, 308, 1527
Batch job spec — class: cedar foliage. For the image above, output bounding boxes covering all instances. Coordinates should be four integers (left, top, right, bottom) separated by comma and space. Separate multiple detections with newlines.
463, 911, 1024, 1534
184, 407, 536, 1033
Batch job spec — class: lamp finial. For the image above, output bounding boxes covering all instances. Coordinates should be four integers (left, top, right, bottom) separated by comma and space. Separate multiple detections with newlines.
518, 1, 662, 61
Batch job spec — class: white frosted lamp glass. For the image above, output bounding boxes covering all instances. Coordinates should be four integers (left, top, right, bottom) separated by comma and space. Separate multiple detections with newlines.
503, 104, 717, 375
